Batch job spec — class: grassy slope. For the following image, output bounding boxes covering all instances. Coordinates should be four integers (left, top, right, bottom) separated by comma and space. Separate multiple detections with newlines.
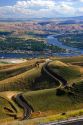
0, 56, 82, 123
0, 59, 43, 81
0, 62, 33, 81
3, 108, 83, 125
0, 63, 53, 91
21, 56, 83, 118
0, 96, 14, 119
0, 93, 24, 123
0, 66, 41, 91
0, 56, 82, 91
23, 88, 83, 113
48, 60, 82, 83
0, 63, 17, 70
58, 55, 83, 63
0, 87, 83, 125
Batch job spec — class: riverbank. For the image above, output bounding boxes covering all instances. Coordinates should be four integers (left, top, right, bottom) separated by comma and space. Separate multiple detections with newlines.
0, 59, 27, 64
0, 34, 83, 59
47, 35, 83, 56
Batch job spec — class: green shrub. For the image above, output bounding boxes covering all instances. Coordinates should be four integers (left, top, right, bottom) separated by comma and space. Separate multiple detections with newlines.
56, 88, 66, 96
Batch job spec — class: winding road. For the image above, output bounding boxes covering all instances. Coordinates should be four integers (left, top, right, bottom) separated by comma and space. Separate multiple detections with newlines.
13, 61, 68, 120
0, 93, 34, 120
9, 61, 68, 120
42, 62, 83, 125
0, 61, 78, 121
42, 61, 68, 87
12, 94, 34, 120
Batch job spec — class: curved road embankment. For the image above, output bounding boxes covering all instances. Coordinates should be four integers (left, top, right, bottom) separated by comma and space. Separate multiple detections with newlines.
0, 93, 34, 120
43, 62, 68, 87
12, 94, 34, 120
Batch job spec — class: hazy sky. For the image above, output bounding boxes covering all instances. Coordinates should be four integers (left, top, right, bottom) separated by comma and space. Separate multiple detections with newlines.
0, 0, 83, 18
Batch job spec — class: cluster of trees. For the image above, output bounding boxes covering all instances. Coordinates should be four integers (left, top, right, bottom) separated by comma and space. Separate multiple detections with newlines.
0, 37, 65, 53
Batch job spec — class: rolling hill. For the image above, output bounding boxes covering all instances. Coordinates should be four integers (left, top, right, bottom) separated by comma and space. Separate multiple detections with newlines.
0, 56, 83, 124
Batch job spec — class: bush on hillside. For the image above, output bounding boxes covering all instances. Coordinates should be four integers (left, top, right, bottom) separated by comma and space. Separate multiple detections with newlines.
56, 88, 66, 96
67, 91, 75, 97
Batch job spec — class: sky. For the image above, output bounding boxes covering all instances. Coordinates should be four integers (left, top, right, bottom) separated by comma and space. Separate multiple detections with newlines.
0, 0, 83, 18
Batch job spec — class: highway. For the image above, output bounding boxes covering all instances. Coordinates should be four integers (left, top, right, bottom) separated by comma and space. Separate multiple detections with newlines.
42, 116, 83, 125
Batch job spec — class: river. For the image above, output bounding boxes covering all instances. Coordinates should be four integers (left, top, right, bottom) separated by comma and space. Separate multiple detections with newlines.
0, 35, 83, 58
47, 35, 83, 56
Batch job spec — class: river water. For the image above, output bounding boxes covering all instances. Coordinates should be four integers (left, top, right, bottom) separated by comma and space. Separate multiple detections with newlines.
47, 35, 83, 56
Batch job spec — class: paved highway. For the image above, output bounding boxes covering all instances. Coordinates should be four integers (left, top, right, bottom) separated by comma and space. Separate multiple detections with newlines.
42, 116, 83, 125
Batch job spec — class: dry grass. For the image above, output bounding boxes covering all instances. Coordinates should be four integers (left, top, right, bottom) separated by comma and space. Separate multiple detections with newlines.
0, 109, 83, 125
0, 56, 82, 124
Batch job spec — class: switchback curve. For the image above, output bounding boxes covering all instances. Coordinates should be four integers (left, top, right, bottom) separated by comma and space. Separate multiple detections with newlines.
12, 94, 34, 120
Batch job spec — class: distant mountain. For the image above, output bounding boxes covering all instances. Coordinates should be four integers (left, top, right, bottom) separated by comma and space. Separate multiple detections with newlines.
58, 20, 83, 25
57, 16, 83, 25
69, 16, 83, 20
0, 17, 53, 22
0, 18, 32, 22
0, 16, 83, 23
